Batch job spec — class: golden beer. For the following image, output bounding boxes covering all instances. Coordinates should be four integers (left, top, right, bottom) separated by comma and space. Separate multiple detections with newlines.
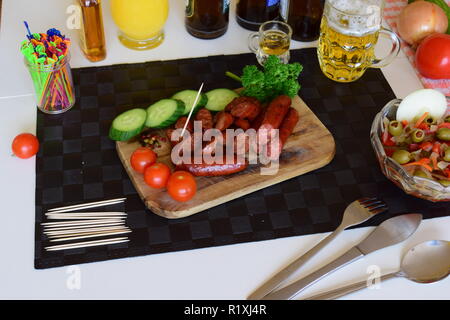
260, 30, 290, 56
249, 20, 292, 65
317, 0, 400, 83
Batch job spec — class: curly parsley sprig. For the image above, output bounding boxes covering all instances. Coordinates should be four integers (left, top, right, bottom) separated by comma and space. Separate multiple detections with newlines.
225, 55, 303, 102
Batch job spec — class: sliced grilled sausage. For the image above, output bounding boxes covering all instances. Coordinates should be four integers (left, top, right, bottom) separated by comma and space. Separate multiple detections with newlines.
234, 118, 251, 130
174, 116, 193, 133
214, 111, 234, 131
195, 108, 213, 130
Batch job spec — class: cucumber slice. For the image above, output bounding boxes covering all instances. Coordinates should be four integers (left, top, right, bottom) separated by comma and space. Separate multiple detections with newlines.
109, 108, 147, 141
145, 99, 185, 128
172, 90, 208, 115
205, 88, 239, 111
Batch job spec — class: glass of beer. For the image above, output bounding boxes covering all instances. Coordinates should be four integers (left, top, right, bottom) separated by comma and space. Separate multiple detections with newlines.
110, 0, 169, 50
248, 20, 292, 65
317, 0, 400, 82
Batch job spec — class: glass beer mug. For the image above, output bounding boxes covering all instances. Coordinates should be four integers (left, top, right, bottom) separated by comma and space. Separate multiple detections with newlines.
317, 0, 400, 83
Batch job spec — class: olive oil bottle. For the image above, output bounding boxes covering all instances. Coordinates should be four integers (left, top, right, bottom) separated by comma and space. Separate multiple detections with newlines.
78, 0, 106, 62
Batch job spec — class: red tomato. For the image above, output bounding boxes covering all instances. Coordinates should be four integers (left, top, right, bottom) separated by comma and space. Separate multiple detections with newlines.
130, 147, 157, 174
144, 163, 171, 189
12, 133, 39, 159
415, 33, 450, 79
166, 171, 197, 202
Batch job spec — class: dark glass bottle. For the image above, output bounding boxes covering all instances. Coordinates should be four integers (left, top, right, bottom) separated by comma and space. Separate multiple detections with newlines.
185, 0, 230, 39
236, 0, 281, 31
280, 0, 324, 42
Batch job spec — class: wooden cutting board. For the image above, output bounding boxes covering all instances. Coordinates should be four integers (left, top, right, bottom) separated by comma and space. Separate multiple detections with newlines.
116, 95, 335, 219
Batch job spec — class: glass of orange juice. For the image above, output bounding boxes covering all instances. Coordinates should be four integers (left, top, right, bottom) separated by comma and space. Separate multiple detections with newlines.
110, 0, 169, 50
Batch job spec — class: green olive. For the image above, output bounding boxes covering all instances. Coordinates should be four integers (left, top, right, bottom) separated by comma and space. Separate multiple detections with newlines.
392, 149, 411, 165
444, 149, 450, 162
412, 129, 425, 143
414, 170, 428, 178
388, 120, 403, 136
438, 180, 450, 187
436, 128, 450, 141
424, 115, 437, 125
445, 116, 450, 123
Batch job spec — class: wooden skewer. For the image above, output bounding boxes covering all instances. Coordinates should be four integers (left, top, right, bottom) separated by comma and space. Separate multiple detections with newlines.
181, 82, 204, 137
45, 226, 129, 236
45, 215, 127, 220
47, 198, 126, 213
44, 222, 125, 232
49, 230, 131, 242
45, 212, 127, 217
41, 219, 124, 227
45, 237, 129, 251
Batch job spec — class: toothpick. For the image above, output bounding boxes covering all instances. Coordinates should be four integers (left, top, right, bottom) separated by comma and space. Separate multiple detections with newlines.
181, 82, 204, 137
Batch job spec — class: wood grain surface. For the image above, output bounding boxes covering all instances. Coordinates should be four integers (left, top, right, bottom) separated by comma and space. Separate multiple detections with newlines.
116, 95, 336, 219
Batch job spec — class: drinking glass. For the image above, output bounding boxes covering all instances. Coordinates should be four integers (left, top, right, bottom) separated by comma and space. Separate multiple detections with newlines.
110, 0, 169, 50
248, 20, 292, 65
317, 0, 400, 82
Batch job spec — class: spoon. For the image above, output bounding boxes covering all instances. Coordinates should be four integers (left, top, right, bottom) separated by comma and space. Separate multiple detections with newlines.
306, 240, 450, 300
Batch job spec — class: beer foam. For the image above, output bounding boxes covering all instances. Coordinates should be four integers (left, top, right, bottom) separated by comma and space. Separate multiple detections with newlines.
326, 0, 380, 36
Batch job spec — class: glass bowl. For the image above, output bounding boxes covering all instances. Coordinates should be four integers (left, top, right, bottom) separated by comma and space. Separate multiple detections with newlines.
370, 99, 450, 202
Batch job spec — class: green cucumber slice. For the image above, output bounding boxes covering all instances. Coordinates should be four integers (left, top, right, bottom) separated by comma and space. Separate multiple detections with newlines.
145, 99, 185, 128
205, 88, 239, 111
109, 108, 147, 141
172, 90, 208, 115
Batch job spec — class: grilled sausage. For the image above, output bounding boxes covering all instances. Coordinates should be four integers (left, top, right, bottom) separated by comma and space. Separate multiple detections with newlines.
250, 107, 266, 130
175, 116, 193, 133
259, 95, 292, 131
234, 118, 251, 130
214, 111, 234, 131
195, 108, 213, 130
266, 107, 300, 159
225, 96, 261, 121
279, 108, 299, 147
177, 156, 248, 176
225, 96, 259, 111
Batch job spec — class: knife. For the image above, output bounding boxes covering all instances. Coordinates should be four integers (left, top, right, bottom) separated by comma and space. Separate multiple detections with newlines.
261, 213, 423, 300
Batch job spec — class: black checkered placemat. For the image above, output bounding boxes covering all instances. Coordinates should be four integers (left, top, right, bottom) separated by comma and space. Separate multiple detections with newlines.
34, 48, 449, 269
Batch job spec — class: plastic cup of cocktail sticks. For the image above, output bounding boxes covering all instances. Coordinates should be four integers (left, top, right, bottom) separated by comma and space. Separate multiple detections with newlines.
21, 24, 75, 114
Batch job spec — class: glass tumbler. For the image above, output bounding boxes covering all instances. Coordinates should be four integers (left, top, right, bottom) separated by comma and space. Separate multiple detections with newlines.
24, 54, 76, 114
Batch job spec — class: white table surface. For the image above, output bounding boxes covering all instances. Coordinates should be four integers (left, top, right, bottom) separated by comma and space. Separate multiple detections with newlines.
0, 0, 448, 300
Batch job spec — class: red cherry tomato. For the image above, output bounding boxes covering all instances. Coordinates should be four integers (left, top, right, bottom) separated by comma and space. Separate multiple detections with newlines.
144, 163, 171, 189
12, 133, 39, 159
130, 147, 157, 174
166, 171, 197, 202
415, 33, 450, 79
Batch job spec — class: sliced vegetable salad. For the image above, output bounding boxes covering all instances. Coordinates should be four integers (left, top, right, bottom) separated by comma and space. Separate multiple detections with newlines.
382, 111, 450, 187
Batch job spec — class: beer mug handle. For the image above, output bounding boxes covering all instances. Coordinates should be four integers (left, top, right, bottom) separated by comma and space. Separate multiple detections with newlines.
371, 27, 401, 68
248, 32, 260, 53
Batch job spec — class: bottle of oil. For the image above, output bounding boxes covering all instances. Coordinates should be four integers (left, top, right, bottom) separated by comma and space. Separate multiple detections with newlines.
185, 0, 230, 39
78, 0, 106, 62
236, 0, 280, 31
280, 0, 324, 42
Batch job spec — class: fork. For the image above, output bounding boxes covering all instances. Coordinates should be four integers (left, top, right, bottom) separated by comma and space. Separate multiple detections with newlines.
247, 198, 388, 300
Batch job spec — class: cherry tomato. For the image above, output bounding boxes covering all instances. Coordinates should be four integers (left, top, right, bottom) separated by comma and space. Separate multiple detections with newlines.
166, 171, 197, 202
130, 147, 157, 174
415, 33, 450, 79
144, 163, 171, 189
12, 133, 39, 159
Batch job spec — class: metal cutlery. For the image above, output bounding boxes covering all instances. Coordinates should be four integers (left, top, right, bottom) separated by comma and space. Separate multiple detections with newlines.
306, 240, 450, 300
248, 197, 388, 300
263, 213, 423, 300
